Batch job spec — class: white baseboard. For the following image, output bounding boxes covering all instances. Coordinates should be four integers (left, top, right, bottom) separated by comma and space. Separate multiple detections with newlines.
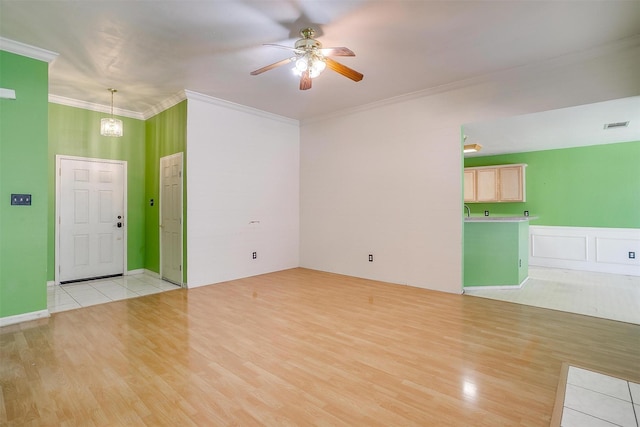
464, 276, 529, 291
0, 309, 50, 328
47, 280, 55, 287
126, 268, 146, 276
530, 226, 640, 276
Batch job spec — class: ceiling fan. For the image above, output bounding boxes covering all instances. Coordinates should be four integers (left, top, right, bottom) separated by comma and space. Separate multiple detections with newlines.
250, 28, 363, 90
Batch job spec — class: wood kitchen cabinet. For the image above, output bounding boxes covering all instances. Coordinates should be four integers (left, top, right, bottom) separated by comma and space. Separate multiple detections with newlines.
464, 164, 526, 203
463, 169, 477, 201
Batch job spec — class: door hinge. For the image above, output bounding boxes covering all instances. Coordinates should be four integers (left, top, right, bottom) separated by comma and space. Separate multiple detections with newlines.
179, 265, 182, 271
179, 171, 182, 178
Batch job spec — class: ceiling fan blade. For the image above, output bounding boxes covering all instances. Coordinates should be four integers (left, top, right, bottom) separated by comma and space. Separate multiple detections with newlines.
263, 43, 303, 54
250, 57, 294, 76
324, 58, 363, 82
300, 70, 312, 90
320, 47, 355, 57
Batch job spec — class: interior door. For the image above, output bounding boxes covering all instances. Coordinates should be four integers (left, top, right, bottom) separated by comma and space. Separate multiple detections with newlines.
58, 157, 125, 282
160, 153, 183, 285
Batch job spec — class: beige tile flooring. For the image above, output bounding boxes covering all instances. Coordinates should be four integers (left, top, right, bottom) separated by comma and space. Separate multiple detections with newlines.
465, 266, 640, 325
561, 366, 639, 427
48, 273, 180, 313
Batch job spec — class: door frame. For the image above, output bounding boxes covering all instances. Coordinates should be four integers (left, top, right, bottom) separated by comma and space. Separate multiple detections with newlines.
55, 155, 128, 285
159, 152, 184, 287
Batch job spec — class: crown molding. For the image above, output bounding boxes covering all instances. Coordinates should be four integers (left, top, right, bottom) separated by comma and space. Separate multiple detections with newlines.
47, 90, 300, 125
48, 94, 145, 120
0, 37, 58, 63
142, 91, 187, 119
184, 90, 299, 126
302, 34, 640, 125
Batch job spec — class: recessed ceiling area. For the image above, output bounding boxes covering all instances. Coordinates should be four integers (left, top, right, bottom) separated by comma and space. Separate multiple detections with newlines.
463, 96, 640, 157
1, 0, 639, 121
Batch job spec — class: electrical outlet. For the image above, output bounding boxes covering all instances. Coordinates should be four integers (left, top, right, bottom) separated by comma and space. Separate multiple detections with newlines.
11, 194, 31, 206
524, 210, 529, 217
252, 252, 257, 260
368, 254, 374, 262
629, 251, 636, 259
484, 210, 489, 216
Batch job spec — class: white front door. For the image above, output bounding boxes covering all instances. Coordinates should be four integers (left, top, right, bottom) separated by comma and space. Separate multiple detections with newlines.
57, 157, 126, 283
160, 153, 183, 285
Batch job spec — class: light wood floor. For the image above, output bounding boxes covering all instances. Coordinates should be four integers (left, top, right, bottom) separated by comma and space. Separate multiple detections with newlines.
2, 268, 639, 426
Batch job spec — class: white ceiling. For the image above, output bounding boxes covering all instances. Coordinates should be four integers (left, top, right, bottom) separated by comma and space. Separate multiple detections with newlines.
1, 0, 639, 153
464, 96, 640, 157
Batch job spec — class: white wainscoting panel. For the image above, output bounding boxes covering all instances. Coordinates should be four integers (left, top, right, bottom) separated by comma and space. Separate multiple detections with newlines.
596, 238, 640, 265
531, 235, 588, 261
530, 226, 640, 276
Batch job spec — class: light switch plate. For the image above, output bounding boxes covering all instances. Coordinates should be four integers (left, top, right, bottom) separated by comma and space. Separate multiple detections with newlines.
0, 88, 16, 99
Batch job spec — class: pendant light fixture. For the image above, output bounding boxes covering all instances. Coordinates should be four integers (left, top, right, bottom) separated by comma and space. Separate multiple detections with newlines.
100, 88, 123, 137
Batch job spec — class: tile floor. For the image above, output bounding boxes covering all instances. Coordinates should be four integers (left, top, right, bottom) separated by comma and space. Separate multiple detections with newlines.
561, 366, 639, 427
464, 266, 640, 325
48, 273, 181, 313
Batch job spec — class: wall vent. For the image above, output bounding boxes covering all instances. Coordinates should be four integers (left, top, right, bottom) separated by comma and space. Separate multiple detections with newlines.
603, 121, 629, 129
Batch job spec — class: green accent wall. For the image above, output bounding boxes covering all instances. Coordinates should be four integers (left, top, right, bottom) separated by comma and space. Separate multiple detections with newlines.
0, 51, 49, 317
2, 50, 187, 321
464, 141, 640, 228
464, 221, 528, 287
144, 101, 187, 280
48, 103, 146, 280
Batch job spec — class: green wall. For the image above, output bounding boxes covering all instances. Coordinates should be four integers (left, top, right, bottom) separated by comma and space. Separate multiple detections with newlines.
48, 103, 146, 281
464, 141, 640, 228
0, 51, 49, 317
2, 50, 187, 321
144, 101, 187, 279
464, 221, 528, 287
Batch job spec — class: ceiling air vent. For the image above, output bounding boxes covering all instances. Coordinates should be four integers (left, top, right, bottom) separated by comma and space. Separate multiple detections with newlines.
603, 121, 629, 129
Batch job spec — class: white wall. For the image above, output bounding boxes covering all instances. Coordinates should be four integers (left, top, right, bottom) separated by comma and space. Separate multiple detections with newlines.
186, 92, 300, 287
300, 101, 464, 293
183, 39, 639, 293
300, 40, 640, 294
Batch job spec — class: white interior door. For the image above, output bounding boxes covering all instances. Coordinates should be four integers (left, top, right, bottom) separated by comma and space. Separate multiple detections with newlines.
160, 153, 183, 285
58, 157, 126, 283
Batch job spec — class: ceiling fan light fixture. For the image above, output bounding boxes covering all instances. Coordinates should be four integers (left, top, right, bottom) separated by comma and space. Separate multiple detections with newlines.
293, 54, 326, 78
295, 57, 309, 73
251, 27, 362, 89
310, 58, 326, 77
100, 88, 123, 138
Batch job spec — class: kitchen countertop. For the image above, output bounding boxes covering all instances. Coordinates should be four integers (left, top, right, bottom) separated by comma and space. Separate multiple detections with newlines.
464, 216, 538, 222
